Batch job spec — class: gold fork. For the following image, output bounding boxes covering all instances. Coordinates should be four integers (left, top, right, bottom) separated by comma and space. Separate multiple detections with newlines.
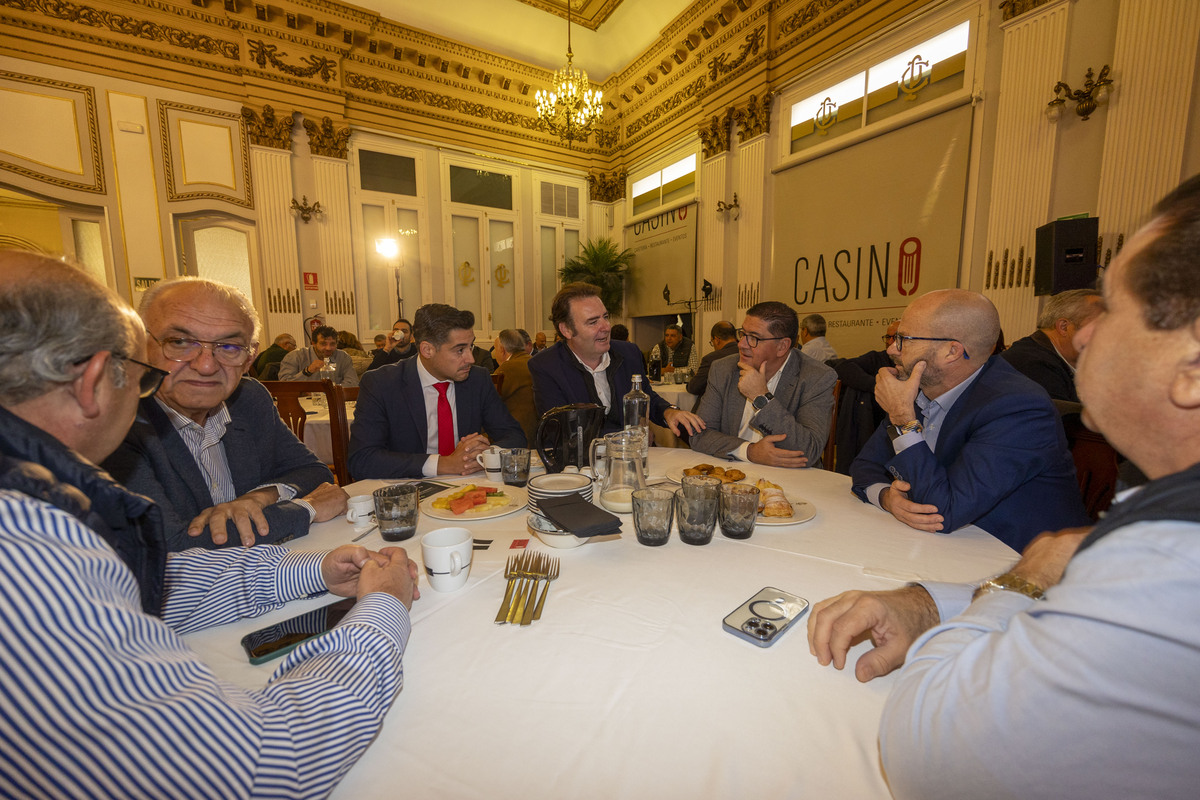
531, 557, 560, 622
493, 553, 522, 624
517, 554, 549, 626
508, 553, 542, 624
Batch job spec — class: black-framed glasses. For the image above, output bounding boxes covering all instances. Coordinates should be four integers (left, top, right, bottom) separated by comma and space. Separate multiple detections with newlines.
151, 334, 253, 367
893, 334, 970, 360
882, 333, 897, 345
72, 354, 168, 398
736, 327, 787, 348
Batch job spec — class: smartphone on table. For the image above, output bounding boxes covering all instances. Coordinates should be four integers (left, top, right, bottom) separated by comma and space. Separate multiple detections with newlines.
240, 598, 356, 664
723, 587, 809, 647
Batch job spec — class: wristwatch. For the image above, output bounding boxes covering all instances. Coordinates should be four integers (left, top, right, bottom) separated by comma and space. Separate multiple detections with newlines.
752, 392, 773, 411
887, 419, 923, 441
972, 572, 1045, 602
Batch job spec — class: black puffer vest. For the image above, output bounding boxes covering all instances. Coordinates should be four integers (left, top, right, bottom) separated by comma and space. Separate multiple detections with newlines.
656, 337, 693, 368
0, 405, 167, 614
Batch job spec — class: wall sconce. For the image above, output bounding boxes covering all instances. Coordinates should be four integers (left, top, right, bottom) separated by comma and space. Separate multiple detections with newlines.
290, 196, 323, 222
716, 193, 740, 220
1047, 65, 1113, 121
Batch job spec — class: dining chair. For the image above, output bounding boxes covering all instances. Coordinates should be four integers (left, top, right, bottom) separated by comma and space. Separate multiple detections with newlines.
822, 380, 841, 472
261, 380, 326, 441
261, 379, 351, 485
1063, 415, 1119, 520
491, 373, 504, 394
325, 381, 353, 486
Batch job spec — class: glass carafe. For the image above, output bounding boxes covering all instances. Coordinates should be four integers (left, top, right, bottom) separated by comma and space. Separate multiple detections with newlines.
588, 429, 647, 513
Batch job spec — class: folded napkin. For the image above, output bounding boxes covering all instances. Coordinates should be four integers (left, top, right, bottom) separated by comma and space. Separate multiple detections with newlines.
537, 493, 622, 537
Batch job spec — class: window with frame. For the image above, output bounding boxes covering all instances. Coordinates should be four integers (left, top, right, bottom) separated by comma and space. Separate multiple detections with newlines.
630, 154, 696, 217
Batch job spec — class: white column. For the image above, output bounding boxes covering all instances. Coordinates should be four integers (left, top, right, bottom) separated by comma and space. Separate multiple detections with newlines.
251, 145, 302, 341
736, 134, 767, 312
312, 156, 356, 333
983, 0, 1071, 339
699, 151, 727, 341
1095, 0, 1200, 263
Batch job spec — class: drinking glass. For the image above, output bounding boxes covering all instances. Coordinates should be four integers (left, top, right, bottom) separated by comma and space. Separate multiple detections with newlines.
718, 483, 760, 540
632, 487, 675, 546
374, 484, 419, 542
675, 487, 717, 545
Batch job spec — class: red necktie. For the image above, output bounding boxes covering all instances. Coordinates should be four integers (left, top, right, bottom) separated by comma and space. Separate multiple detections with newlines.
435, 382, 454, 456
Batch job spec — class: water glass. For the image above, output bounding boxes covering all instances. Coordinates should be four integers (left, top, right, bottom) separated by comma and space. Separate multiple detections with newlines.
632, 487, 675, 546
719, 483, 760, 540
681, 474, 721, 500
374, 484, 419, 542
500, 448, 531, 488
675, 487, 717, 546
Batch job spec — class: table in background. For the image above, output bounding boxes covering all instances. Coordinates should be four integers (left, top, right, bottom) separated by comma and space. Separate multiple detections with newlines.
648, 382, 697, 448
185, 448, 1017, 800
299, 396, 354, 464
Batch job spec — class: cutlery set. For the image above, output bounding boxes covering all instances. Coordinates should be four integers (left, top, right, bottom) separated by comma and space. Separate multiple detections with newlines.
494, 552, 560, 626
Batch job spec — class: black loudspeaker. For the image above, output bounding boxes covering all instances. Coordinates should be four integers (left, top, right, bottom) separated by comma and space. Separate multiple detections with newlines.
1035, 217, 1099, 296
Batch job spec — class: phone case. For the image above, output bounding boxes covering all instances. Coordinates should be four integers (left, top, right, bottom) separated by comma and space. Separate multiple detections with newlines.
240, 598, 356, 664
722, 587, 809, 647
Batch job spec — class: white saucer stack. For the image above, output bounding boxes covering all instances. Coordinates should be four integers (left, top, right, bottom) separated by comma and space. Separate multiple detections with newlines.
527, 472, 593, 515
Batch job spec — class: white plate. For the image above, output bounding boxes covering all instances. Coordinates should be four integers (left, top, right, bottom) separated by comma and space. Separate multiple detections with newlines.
756, 495, 817, 526
420, 482, 527, 521
528, 472, 593, 494
664, 466, 758, 485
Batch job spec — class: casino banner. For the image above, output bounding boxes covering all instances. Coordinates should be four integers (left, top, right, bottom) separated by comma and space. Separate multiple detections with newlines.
625, 202, 698, 317
769, 104, 972, 357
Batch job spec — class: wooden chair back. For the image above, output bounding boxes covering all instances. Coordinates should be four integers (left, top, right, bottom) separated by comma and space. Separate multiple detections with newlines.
261, 379, 352, 485
1064, 416, 1119, 520
491, 373, 504, 394
822, 380, 842, 472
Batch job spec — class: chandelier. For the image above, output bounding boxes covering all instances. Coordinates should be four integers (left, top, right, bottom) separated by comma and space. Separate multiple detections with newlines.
535, 3, 603, 146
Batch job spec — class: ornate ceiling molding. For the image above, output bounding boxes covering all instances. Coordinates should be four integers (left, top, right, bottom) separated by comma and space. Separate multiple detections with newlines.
733, 91, 772, 141
242, 104, 295, 150
698, 107, 733, 158
998, 0, 1053, 22
512, 0, 624, 32
248, 39, 337, 83
302, 116, 351, 159
587, 169, 626, 202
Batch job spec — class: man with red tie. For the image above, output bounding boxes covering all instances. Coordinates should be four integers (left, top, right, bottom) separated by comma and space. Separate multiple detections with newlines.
348, 303, 525, 479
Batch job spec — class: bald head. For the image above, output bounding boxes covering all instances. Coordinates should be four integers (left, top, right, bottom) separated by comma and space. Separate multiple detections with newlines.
140, 277, 261, 346
910, 289, 1000, 361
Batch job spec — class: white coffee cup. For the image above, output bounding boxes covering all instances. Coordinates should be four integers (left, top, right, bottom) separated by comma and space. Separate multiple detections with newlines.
346, 495, 374, 524
475, 445, 503, 478
421, 527, 473, 592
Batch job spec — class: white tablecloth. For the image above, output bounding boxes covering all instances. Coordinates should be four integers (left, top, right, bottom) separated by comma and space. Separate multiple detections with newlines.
299, 396, 353, 464
184, 448, 1017, 799
648, 382, 698, 448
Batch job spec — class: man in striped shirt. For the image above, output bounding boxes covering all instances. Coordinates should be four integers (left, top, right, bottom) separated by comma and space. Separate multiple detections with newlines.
0, 250, 419, 798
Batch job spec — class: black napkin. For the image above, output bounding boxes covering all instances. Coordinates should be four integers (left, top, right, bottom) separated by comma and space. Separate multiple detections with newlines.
537, 493, 622, 537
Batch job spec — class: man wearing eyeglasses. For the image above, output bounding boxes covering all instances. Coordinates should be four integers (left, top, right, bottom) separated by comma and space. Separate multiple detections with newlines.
848, 288, 1089, 551
279, 324, 360, 386
104, 278, 348, 551
690, 301, 838, 468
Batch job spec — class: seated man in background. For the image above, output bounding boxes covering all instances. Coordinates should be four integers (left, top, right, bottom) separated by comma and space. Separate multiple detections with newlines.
493, 328, 538, 446
532, 330, 548, 353
691, 302, 837, 468
369, 318, 418, 370
251, 332, 295, 380
648, 323, 699, 375
849, 289, 1089, 552
808, 175, 1200, 800
800, 313, 838, 362
279, 324, 360, 386
371, 333, 387, 357
686, 320, 739, 400
1000, 287, 1103, 413
349, 303, 526, 479
829, 320, 899, 473
0, 250, 418, 798
610, 323, 630, 341
529, 282, 704, 438
104, 277, 347, 551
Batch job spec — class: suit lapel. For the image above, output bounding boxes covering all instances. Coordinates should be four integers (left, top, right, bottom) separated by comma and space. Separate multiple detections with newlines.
402, 358, 431, 444
140, 397, 218, 510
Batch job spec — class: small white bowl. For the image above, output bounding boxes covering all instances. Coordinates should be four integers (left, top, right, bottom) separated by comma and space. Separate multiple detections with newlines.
526, 513, 587, 549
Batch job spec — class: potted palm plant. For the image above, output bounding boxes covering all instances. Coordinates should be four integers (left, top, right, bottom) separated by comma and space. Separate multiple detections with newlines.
559, 237, 635, 316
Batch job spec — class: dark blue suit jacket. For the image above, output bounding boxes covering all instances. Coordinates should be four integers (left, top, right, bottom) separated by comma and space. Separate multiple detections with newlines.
528, 340, 672, 435
849, 357, 1089, 552
102, 378, 332, 551
348, 358, 525, 479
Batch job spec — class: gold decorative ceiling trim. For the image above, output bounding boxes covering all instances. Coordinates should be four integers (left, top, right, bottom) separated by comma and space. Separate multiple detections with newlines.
512, 0, 624, 32
346, 71, 546, 136
242, 104, 294, 150
248, 39, 337, 82
698, 106, 733, 157
587, 169, 627, 203
302, 116, 350, 158
0, 0, 239, 59
777, 0, 869, 43
625, 74, 706, 141
998, 0, 1053, 22
733, 90, 771, 141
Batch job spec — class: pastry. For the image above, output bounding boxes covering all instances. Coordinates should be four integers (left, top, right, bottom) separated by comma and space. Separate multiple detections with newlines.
756, 478, 793, 517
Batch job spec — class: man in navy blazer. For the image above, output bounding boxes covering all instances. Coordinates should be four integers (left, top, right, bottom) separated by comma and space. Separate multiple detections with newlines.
349, 303, 525, 479
850, 289, 1089, 552
103, 278, 347, 551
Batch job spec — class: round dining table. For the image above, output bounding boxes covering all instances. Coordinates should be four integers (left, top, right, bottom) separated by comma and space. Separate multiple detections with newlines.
184, 447, 1017, 799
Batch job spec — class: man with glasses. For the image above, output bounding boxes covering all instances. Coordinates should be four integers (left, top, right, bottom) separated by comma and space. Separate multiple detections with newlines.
104, 277, 348, 551
279, 324, 360, 386
691, 301, 837, 467
0, 251, 419, 798
848, 289, 1088, 551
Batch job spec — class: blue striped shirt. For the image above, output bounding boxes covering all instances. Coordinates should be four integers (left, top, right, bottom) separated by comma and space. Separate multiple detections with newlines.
0, 488, 411, 799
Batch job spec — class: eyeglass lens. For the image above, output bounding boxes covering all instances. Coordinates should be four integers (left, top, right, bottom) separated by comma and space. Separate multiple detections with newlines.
159, 337, 250, 366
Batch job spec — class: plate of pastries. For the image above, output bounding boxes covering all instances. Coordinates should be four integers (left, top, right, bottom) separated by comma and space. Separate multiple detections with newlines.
666, 464, 816, 525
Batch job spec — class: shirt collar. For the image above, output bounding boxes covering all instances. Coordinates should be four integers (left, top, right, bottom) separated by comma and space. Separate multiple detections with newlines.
415, 357, 447, 388
156, 396, 230, 431
571, 348, 611, 376
917, 366, 983, 417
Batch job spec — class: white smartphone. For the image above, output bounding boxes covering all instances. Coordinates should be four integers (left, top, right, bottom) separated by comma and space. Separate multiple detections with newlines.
722, 587, 810, 647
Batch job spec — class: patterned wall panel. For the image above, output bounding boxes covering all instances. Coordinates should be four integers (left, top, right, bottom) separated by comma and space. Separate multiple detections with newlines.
312, 156, 357, 333
157, 100, 252, 207
0, 70, 103, 193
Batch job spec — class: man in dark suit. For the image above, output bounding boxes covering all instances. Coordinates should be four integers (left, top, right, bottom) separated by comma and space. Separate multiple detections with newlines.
1001, 288, 1103, 412
686, 320, 739, 400
850, 289, 1089, 552
528, 282, 704, 438
349, 303, 525, 479
103, 278, 347, 551
691, 302, 837, 468
251, 332, 295, 380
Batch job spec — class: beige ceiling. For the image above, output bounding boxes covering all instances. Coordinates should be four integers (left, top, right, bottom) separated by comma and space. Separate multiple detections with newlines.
362, 0, 694, 82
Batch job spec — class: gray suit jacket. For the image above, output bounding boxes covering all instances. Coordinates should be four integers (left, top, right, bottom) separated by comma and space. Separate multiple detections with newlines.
278, 347, 360, 386
690, 351, 837, 467
102, 378, 333, 551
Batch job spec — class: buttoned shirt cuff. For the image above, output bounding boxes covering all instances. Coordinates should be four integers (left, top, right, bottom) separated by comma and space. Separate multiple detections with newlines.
292, 498, 317, 523
423, 454, 440, 478
731, 442, 752, 462
891, 430, 923, 454
866, 482, 890, 508
252, 482, 295, 501
912, 580, 973, 622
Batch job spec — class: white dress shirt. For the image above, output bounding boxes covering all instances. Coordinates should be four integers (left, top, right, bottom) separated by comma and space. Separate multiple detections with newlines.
571, 349, 613, 413
417, 358, 458, 477
731, 351, 793, 462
